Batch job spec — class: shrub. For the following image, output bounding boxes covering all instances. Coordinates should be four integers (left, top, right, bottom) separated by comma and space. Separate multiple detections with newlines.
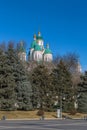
37, 109, 44, 116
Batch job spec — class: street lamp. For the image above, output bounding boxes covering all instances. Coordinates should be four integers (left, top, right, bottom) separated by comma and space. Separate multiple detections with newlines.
57, 95, 62, 119
57, 94, 65, 119
60, 95, 62, 119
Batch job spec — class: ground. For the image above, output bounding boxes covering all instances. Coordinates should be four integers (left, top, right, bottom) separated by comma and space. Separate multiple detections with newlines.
0, 119, 87, 130
0, 111, 87, 119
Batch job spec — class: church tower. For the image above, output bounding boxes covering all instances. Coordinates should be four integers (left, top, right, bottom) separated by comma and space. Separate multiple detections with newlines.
29, 34, 37, 61
44, 43, 53, 62
18, 41, 26, 61
76, 62, 82, 73
36, 32, 44, 50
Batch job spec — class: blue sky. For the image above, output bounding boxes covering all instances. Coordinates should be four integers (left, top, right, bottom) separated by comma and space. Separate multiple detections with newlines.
0, 0, 87, 71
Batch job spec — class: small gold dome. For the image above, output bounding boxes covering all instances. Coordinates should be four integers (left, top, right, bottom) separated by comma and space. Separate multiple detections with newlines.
33, 34, 36, 38
38, 31, 41, 35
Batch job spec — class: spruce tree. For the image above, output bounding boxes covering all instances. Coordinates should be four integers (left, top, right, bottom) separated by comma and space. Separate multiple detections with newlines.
0, 48, 16, 110
30, 65, 54, 111
78, 71, 87, 113
7, 42, 32, 110
51, 60, 74, 112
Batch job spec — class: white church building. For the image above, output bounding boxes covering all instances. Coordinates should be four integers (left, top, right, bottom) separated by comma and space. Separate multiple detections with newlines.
18, 32, 53, 62
28, 32, 53, 62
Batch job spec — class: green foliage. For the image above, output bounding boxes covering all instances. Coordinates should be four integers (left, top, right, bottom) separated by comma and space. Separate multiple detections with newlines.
0, 42, 82, 113
0, 48, 16, 110
78, 71, 87, 113
0, 43, 32, 110
7, 43, 32, 110
30, 65, 54, 110
51, 60, 74, 112
78, 93, 87, 113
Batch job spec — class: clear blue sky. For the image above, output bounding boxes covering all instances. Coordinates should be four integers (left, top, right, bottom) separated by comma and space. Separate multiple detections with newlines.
0, 0, 87, 71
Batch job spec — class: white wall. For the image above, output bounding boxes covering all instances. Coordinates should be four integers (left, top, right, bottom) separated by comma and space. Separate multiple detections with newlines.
33, 51, 43, 61
18, 52, 26, 61
37, 40, 44, 47
44, 54, 53, 62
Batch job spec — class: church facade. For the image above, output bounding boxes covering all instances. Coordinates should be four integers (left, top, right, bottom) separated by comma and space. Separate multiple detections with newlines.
29, 32, 53, 62
18, 32, 53, 62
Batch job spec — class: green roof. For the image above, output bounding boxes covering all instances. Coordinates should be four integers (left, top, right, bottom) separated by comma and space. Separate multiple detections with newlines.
36, 36, 43, 40
34, 44, 41, 51
19, 46, 26, 53
31, 40, 37, 48
18, 41, 26, 53
44, 48, 52, 54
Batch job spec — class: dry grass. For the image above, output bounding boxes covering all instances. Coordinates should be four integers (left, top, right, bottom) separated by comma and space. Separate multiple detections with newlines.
0, 111, 56, 119
63, 112, 87, 119
0, 111, 87, 119
0, 110, 39, 119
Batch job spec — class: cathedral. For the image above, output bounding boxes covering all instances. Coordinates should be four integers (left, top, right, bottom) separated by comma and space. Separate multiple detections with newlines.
18, 32, 82, 73
18, 32, 53, 62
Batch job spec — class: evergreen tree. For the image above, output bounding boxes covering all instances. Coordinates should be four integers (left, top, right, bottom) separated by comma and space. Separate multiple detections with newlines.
51, 60, 74, 112
0, 48, 16, 110
7, 42, 32, 110
78, 71, 87, 113
54, 53, 80, 112
30, 65, 54, 111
